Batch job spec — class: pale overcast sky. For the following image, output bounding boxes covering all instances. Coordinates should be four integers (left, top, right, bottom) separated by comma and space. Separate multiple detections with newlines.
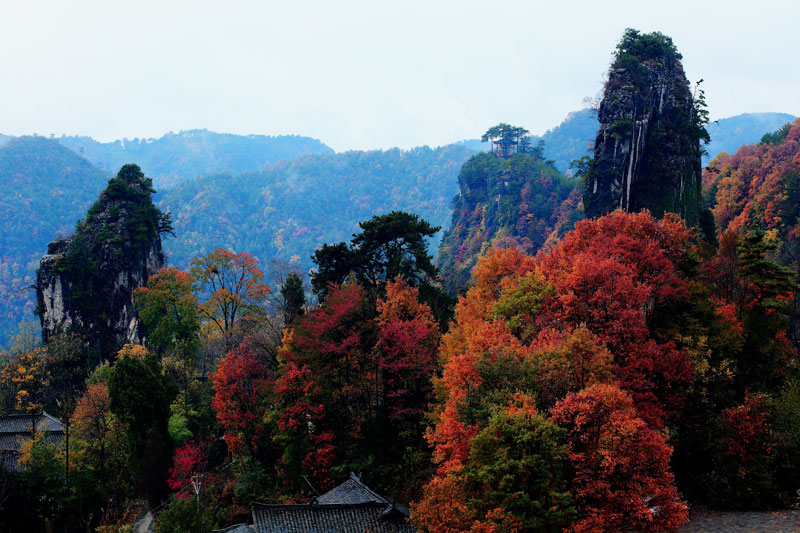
0, 0, 797, 152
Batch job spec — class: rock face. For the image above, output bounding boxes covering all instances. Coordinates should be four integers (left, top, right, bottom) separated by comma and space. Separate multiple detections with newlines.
36, 164, 169, 358
584, 29, 707, 226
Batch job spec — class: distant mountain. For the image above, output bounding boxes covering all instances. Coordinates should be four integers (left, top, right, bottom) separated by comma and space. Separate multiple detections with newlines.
56, 129, 333, 188
537, 109, 599, 172
0, 136, 109, 342
158, 144, 475, 273
705, 113, 796, 161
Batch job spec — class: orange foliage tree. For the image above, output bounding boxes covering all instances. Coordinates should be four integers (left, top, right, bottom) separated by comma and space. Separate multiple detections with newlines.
191, 248, 270, 341
549, 384, 687, 532
416, 211, 695, 530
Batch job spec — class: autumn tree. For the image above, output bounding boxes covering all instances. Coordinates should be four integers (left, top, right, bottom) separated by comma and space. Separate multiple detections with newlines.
211, 343, 273, 462
536, 210, 696, 425
135, 267, 202, 417
371, 278, 441, 499
706, 393, 776, 510
549, 384, 688, 532
191, 248, 270, 343
135, 267, 200, 356
311, 212, 451, 324
1, 347, 50, 414
274, 282, 373, 491
71, 382, 131, 515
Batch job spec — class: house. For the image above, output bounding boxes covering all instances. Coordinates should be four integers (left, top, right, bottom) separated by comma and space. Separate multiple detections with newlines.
0, 411, 64, 471
249, 472, 415, 532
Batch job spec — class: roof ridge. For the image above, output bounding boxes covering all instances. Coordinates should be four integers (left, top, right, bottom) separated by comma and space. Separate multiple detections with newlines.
252, 501, 391, 510
347, 472, 390, 503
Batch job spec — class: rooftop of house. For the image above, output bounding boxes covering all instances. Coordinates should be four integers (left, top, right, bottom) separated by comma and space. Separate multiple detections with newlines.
313, 472, 391, 506
0, 411, 64, 472
250, 473, 414, 533
0, 411, 64, 435
251, 502, 413, 533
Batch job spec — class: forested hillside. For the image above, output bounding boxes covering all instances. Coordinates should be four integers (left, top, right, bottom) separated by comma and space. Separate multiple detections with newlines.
57, 130, 333, 187
159, 144, 474, 272
0, 137, 109, 341
705, 119, 800, 250
436, 139, 580, 292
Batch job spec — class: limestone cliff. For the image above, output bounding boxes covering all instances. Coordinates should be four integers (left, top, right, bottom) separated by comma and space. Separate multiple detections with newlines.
583, 29, 708, 226
36, 164, 171, 358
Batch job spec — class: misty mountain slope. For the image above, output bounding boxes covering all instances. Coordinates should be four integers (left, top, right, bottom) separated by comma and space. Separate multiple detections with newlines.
158, 144, 475, 272
57, 129, 333, 188
705, 112, 796, 160
0, 136, 109, 340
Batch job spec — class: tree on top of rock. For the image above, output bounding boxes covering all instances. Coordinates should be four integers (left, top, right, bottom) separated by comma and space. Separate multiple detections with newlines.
481, 123, 530, 158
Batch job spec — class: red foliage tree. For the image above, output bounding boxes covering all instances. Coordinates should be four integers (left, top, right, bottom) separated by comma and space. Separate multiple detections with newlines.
211, 343, 271, 458
374, 278, 440, 422
273, 282, 372, 490
167, 437, 218, 496
549, 384, 688, 532
537, 210, 695, 425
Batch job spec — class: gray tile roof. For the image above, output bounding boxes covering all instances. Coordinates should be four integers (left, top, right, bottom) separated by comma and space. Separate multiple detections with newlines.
213, 524, 255, 533
251, 474, 414, 532
314, 472, 390, 506
251, 502, 414, 533
0, 411, 64, 471
0, 411, 64, 435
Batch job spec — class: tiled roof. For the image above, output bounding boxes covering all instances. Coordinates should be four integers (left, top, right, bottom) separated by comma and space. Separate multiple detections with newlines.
251, 502, 415, 533
0, 412, 64, 471
0, 411, 64, 435
314, 472, 390, 506
0, 432, 61, 451
0, 451, 20, 472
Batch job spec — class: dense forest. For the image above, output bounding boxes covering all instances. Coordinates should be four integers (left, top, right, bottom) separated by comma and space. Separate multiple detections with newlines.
0, 112, 788, 347
158, 144, 474, 274
1, 26, 800, 531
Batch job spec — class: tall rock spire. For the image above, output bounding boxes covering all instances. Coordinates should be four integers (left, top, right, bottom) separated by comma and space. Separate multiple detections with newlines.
36, 164, 171, 359
583, 29, 708, 226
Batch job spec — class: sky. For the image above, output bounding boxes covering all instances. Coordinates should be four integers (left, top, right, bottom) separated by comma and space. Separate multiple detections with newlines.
0, 0, 797, 152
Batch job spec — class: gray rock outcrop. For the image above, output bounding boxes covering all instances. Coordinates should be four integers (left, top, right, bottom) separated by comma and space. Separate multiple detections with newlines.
36, 164, 169, 358
583, 29, 707, 226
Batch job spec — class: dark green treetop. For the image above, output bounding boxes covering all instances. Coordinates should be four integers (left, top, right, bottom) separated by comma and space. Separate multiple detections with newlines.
482, 124, 530, 158
312, 211, 440, 297
311, 211, 453, 325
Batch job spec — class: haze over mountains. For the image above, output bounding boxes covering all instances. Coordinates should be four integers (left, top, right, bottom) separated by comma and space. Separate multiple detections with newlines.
57, 130, 333, 188
0, 110, 795, 345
